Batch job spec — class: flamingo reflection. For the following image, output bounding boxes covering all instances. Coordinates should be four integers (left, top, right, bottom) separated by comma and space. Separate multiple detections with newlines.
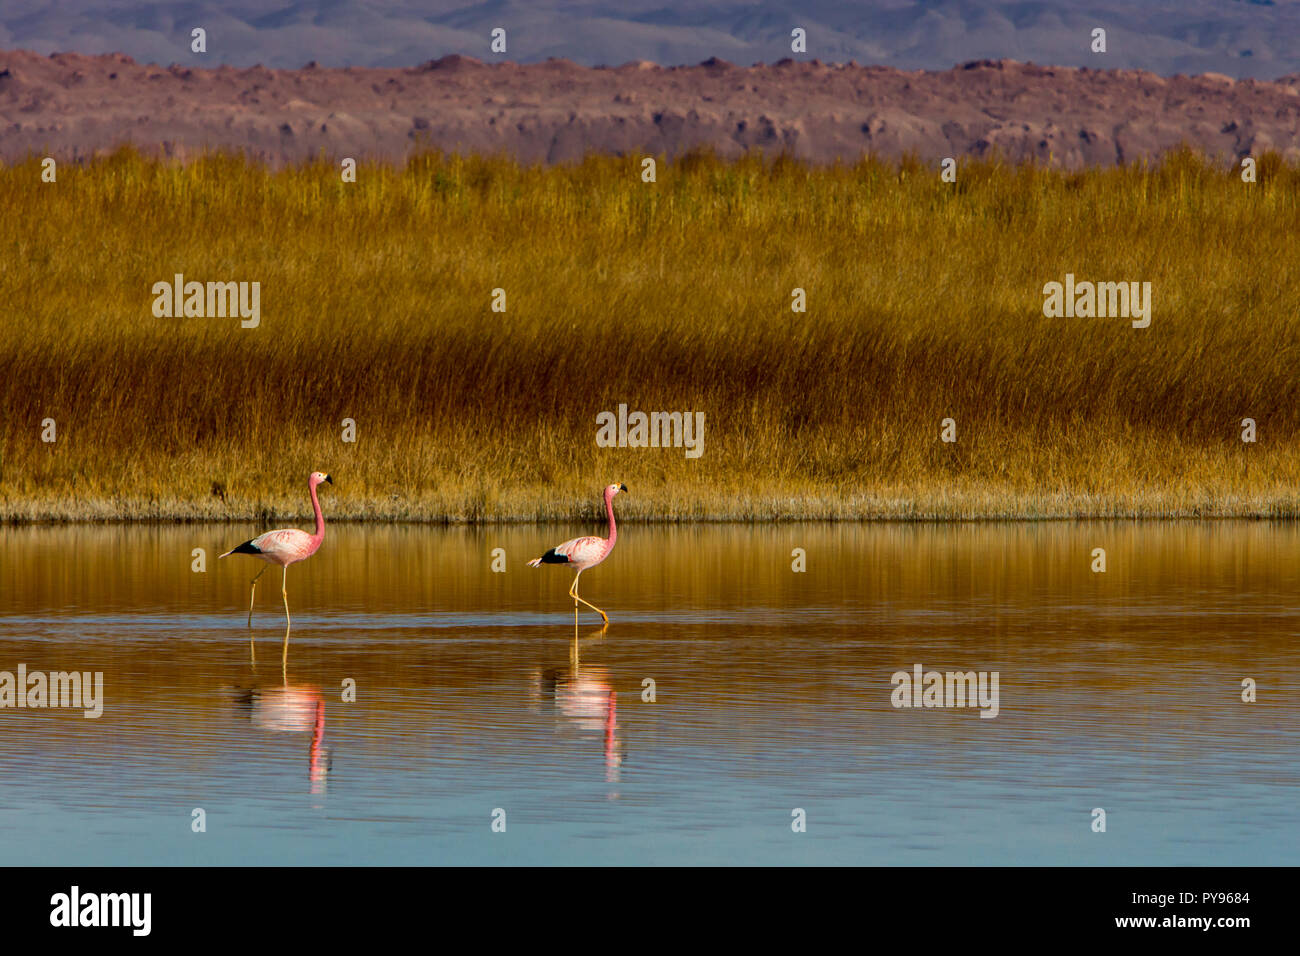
528, 621, 624, 782
235, 681, 331, 793
248, 621, 294, 683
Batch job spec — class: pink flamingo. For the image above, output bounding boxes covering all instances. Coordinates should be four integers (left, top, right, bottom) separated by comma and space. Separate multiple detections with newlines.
527, 483, 627, 625
220, 471, 332, 628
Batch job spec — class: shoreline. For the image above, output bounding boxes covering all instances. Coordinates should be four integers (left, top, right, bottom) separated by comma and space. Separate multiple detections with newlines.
5, 508, 1300, 526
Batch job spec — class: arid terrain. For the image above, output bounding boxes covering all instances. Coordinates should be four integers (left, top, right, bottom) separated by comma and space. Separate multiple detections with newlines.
2, 50, 1299, 167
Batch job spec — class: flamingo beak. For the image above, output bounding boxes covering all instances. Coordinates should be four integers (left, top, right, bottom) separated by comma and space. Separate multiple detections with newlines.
620, 483, 628, 493
324, 474, 333, 484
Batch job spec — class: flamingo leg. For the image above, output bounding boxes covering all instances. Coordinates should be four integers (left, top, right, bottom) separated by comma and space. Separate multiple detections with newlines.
281, 565, 291, 629
248, 566, 267, 626
280, 565, 294, 676
568, 572, 609, 625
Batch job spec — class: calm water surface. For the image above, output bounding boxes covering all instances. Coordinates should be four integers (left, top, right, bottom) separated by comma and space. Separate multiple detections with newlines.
0, 522, 1295, 865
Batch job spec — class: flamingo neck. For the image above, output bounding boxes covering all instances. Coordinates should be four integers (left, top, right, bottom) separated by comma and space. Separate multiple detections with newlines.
604, 491, 617, 550
310, 481, 325, 541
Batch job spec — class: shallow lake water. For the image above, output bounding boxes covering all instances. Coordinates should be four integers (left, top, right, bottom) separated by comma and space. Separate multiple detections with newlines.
0, 521, 1295, 865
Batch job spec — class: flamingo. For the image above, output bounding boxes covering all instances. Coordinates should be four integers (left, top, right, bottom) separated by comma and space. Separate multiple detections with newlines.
527, 483, 627, 625
220, 471, 332, 629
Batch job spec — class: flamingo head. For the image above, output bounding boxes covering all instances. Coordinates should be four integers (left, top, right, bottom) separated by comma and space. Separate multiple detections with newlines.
605, 482, 627, 499
310, 471, 333, 489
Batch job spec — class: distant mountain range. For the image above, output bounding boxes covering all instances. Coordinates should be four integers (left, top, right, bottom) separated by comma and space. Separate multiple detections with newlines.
2, 0, 1299, 79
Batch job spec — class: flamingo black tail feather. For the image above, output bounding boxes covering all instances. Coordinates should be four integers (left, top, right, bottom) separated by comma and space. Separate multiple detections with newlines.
219, 540, 262, 559
527, 548, 570, 567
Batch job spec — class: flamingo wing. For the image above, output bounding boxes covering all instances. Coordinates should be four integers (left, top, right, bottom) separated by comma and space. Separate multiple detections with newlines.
532, 535, 606, 566
221, 528, 314, 562
253, 528, 315, 559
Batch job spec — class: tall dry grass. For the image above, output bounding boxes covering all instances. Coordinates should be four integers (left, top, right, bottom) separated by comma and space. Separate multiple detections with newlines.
0, 148, 1297, 522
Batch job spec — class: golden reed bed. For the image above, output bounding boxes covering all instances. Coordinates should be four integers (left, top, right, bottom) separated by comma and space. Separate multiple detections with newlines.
1, 148, 1297, 522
